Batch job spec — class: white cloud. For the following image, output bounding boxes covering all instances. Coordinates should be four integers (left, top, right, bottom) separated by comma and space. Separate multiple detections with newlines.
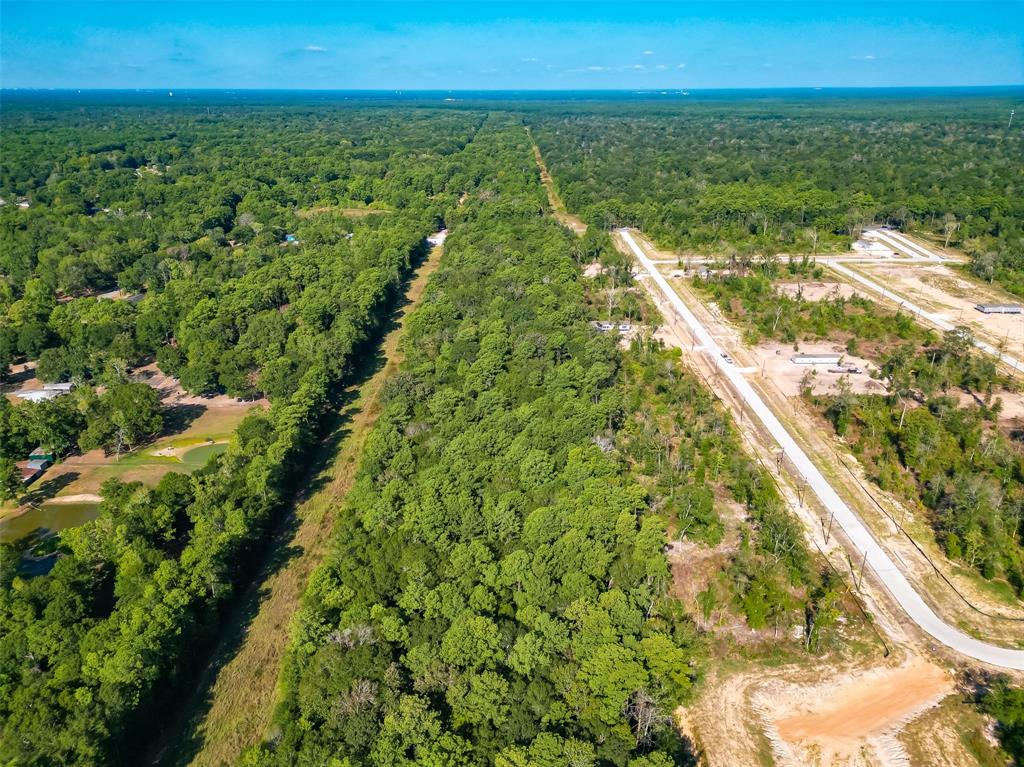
655, 64, 667, 70
851, 53, 876, 61
587, 65, 607, 71
631, 64, 644, 70
677, 63, 687, 69
304, 45, 327, 52
642, 50, 654, 56
521, 57, 538, 62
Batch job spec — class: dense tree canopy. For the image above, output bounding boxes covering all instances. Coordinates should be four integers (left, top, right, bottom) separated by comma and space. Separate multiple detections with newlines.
528, 95, 1024, 294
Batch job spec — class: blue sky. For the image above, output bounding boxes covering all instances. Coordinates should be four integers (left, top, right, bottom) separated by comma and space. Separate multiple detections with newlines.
1, 1, 1021, 89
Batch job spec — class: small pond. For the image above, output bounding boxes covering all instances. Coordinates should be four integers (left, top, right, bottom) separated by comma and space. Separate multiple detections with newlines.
0, 501, 100, 543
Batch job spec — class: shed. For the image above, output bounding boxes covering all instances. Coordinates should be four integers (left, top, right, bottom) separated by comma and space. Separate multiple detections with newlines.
791, 353, 842, 365
29, 447, 55, 462
975, 304, 1022, 314
43, 382, 75, 392
15, 460, 43, 485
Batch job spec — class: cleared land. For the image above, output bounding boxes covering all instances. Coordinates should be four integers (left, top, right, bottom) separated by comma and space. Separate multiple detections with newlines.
150, 237, 446, 767
296, 205, 392, 219
528, 130, 587, 236
0, 374, 262, 539
621, 227, 1024, 669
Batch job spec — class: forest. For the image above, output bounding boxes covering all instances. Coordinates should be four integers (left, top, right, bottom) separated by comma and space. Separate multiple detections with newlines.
0, 100, 484, 764
250, 117, 831, 767
527, 94, 1024, 295
0, 92, 1021, 765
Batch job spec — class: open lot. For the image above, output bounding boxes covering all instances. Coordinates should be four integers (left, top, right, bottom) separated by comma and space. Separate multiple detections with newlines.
771, 659, 951, 765
745, 341, 883, 397
0, 363, 267, 541
775, 280, 862, 302
843, 261, 1024, 358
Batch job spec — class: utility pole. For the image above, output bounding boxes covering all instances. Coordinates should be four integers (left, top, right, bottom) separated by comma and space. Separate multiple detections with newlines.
856, 550, 868, 591
823, 508, 835, 545
1009, 109, 1015, 130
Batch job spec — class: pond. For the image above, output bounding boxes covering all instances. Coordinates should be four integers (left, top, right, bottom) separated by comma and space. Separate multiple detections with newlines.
179, 441, 228, 471
0, 501, 100, 543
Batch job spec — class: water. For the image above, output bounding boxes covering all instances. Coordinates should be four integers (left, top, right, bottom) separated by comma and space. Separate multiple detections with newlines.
0, 501, 100, 543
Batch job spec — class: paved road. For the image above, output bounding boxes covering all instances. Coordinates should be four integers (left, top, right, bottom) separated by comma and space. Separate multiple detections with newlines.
864, 228, 959, 263
824, 260, 1024, 375
619, 228, 1024, 670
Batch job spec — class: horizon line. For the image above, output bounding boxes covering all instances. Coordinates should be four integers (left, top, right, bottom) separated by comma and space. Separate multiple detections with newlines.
3, 84, 1023, 93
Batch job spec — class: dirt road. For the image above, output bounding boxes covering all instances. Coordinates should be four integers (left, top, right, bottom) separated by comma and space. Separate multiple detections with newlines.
151, 236, 447, 767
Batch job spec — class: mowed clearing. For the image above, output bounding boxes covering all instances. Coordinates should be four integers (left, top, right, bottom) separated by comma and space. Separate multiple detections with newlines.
296, 205, 391, 219
153, 239, 446, 767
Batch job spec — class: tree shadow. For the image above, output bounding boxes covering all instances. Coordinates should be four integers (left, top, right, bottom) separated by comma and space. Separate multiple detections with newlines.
19, 471, 81, 506
161, 403, 207, 435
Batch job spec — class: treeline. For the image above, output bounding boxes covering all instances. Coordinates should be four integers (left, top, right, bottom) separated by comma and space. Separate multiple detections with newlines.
812, 332, 1024, 595
247, 121, 697, 767
0, 218, 438, 765
693, 268, 926, 352
0, 108, 483, 764
528, 99, 1024, 295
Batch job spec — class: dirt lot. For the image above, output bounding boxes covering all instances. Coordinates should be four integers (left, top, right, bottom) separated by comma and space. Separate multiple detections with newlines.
776, 281, 861, 302
770, 659, 951, 765
849, 262, 1024, 358
745, 341, 884, 397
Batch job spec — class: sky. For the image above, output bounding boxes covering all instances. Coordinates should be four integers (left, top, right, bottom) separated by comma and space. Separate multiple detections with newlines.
1, 1, 1022, 90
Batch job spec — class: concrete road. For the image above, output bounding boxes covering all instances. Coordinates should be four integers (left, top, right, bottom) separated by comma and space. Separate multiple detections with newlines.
619, 227, 1024, 670
823, 260, 1024, 375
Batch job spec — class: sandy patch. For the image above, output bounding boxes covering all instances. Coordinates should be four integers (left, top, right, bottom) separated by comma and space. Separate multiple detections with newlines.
748, 342, 885, 397
582, 261, 605, 278
150, 439, 226, 460
43, 493, 102, 505
776, 281, 861, 302
770, 659, 952, 765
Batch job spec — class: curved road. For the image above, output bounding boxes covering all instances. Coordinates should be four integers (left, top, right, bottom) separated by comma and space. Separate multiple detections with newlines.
619, 228, 1024, 670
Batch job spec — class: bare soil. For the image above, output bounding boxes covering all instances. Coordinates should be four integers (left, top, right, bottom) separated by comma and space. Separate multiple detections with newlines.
771, 659, 951, 765
850, 262, 1024, 359
746, 341, 884, 397
776, 281, 861, 302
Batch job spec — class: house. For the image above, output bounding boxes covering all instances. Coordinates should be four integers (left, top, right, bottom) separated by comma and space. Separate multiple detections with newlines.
975, 304, 1022, 315
26, 459, 51, 472
15, 460, 44, 485
42, 382, 75, 393
791, 353, 843, 365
